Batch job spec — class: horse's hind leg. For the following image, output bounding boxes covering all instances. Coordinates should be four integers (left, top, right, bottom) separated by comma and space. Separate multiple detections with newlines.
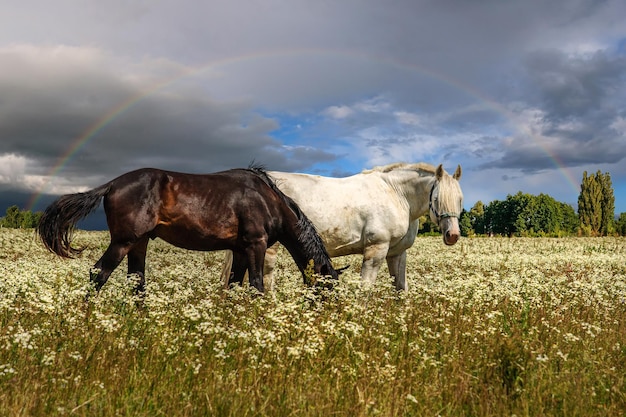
89, 241, 133, 296
127, 237, 149, 296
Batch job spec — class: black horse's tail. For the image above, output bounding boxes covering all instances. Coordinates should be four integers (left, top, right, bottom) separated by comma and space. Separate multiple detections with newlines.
37, 183, 111, 258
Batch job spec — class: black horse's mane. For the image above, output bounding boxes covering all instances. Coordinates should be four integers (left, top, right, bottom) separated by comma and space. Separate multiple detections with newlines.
246, 164, 333, 270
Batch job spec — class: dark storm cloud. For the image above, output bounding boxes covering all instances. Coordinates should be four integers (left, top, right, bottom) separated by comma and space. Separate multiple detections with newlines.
487, 139, 619, 174
483, 49, 626, 172
0, 45, 337, 190
524, 50, 626, 120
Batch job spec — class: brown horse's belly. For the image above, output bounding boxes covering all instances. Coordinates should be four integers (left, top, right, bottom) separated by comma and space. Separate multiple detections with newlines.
151, 223, 236, 251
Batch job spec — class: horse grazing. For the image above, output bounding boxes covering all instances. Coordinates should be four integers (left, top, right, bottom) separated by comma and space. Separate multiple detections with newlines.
37, 167, 339, 295
222, 163, 463, 291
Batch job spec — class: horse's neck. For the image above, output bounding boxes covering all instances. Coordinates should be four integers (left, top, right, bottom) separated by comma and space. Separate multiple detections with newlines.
383, 170, 435, 220
280, 215, 329, 275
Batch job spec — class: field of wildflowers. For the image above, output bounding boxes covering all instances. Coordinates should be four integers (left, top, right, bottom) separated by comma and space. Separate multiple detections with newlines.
1, 228, 625, 416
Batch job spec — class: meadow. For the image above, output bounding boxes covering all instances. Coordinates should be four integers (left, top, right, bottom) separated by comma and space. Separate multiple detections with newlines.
0, 228, 625, 416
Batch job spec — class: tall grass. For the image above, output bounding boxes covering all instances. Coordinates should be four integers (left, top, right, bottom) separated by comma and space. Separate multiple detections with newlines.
1, 229, 625, 416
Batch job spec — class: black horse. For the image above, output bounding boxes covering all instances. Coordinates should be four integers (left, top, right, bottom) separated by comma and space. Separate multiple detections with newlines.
37, 166, 338, 294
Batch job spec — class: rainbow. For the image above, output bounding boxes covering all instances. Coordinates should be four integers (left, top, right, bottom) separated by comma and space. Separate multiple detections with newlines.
26, 67, 197, 211
27, 47, 580, 210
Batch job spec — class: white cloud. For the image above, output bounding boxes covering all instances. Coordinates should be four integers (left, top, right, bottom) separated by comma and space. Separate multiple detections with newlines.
0, 153, 91, 195
394, 111, 423, 127
0, 154, 28, 184
610, 116, 626, 136
322, 105, 354, 119
353, 98, 391, 114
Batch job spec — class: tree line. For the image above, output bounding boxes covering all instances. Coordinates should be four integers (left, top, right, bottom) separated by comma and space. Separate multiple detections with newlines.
458, 193, 579, 237
0, 205, 42, 229
3, 170, 626, 236
423, 170, 625, 237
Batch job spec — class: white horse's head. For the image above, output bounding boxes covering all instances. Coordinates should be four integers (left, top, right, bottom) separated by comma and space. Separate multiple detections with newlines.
429, 164, 463, 246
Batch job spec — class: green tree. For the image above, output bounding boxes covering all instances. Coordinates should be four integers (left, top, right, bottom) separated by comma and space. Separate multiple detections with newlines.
468, 201, 485, 235
2, 205, 21, 228
485, 199, 510, 236
33, 211, 43, 227
418, 215, 437, 234
485, 192, 578, 237
1, 206, 42, 228
510, 192, 535, 235
578, 170, 614, 236
459, 209, 472, 236
558, 202, 579, 234
597, 171, 615, 235
531, 194, 561, 235
20, 210, 33, 228
616, 212, 626, 236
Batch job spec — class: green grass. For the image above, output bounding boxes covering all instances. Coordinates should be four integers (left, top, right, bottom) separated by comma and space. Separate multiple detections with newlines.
1, 229, 625, 416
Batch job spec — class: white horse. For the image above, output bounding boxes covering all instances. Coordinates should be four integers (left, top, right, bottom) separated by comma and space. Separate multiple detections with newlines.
222, 162, 463, 290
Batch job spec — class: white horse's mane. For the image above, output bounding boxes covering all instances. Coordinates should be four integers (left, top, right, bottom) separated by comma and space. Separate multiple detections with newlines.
361, 162, 436, 175
362, 162, 462, 216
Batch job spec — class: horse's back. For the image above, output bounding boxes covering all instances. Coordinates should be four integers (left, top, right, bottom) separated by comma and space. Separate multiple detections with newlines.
269, 171, 411, 256
102, 168, 281, 251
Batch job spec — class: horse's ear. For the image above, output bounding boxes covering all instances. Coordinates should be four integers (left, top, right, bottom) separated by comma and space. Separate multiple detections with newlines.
453, 165, 462, 180
436, 164, 444, 180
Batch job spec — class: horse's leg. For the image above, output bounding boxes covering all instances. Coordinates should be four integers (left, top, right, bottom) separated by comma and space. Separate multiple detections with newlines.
220, 250, 248, 287
263, 243, 279, 292
245, 243, 267, 293
220, 250, 236, 288
386, 251, 408, 291
361, 242, 390, 286
89, 241, 133, 296
127, 237, 149, 296
235, 242, 278, 290
230, 252, 248, 287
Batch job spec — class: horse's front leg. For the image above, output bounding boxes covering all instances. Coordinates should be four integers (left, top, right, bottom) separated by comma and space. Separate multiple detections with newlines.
386, 251, 408, 291
220, 250, 235, 288
263, 243, 279, 292
230, 251, 249, 287
361, 242, 390, 286
246, 243, 267, 293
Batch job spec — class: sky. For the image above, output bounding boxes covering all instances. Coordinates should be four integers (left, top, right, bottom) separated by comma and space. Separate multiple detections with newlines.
1, 0, 625, 226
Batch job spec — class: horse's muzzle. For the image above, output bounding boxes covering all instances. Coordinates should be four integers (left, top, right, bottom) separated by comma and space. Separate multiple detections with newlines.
444, 230, 460, 245
441, 218, 460, 246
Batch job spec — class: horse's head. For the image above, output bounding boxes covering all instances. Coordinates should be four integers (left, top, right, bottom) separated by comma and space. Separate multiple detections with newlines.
319, 263, 349, 280
305, 261, 348, 290
429, 164, 463, 246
